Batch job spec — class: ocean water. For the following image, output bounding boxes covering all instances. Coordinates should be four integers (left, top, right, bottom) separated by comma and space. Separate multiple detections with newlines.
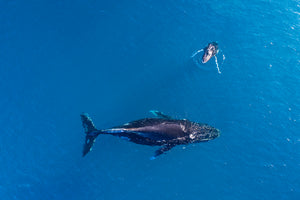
0, 0, 299, 199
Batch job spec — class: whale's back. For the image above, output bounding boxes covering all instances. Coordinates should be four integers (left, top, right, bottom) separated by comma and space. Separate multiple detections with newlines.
113, 118, 191, 140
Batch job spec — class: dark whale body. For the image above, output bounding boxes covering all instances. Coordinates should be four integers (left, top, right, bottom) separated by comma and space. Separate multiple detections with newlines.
81, 111, 220, 159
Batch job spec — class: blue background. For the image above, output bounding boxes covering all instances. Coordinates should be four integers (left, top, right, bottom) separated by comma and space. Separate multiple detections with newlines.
0, 0, 299, 199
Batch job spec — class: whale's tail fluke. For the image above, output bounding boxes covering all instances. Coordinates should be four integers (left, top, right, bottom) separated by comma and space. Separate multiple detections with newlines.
80, 113, 100, 157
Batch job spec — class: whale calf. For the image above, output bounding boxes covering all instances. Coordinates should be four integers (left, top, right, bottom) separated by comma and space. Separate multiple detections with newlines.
191, 41, 224, 74
81, 111, 220, 159
202, 42, 219, 63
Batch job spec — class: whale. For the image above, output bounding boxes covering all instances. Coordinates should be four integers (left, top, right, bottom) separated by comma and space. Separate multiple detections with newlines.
81, 111, 220, 159
202, 42, 219, 63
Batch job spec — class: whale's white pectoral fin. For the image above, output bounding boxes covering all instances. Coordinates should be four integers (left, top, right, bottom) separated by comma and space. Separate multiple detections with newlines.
151, 144, 176, 159
150, 110, 160, 117
149, 110, 172, 119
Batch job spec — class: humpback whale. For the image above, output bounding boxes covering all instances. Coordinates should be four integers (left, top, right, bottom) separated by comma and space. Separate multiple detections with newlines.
202, 42, 219, 63
81, 111, 220, 159
191, 41, 225, 74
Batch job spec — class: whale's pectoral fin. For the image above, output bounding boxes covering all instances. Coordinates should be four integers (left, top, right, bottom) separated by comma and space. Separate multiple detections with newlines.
149, 110, 172, 119
150, 144, 176, 160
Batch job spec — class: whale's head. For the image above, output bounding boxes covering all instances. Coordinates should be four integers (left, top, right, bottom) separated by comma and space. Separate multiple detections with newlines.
189, 123, 220, 143
202, 42, 219, 63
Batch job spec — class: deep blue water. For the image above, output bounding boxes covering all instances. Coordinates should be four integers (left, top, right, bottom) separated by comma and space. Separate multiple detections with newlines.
1, 0, 299, 199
